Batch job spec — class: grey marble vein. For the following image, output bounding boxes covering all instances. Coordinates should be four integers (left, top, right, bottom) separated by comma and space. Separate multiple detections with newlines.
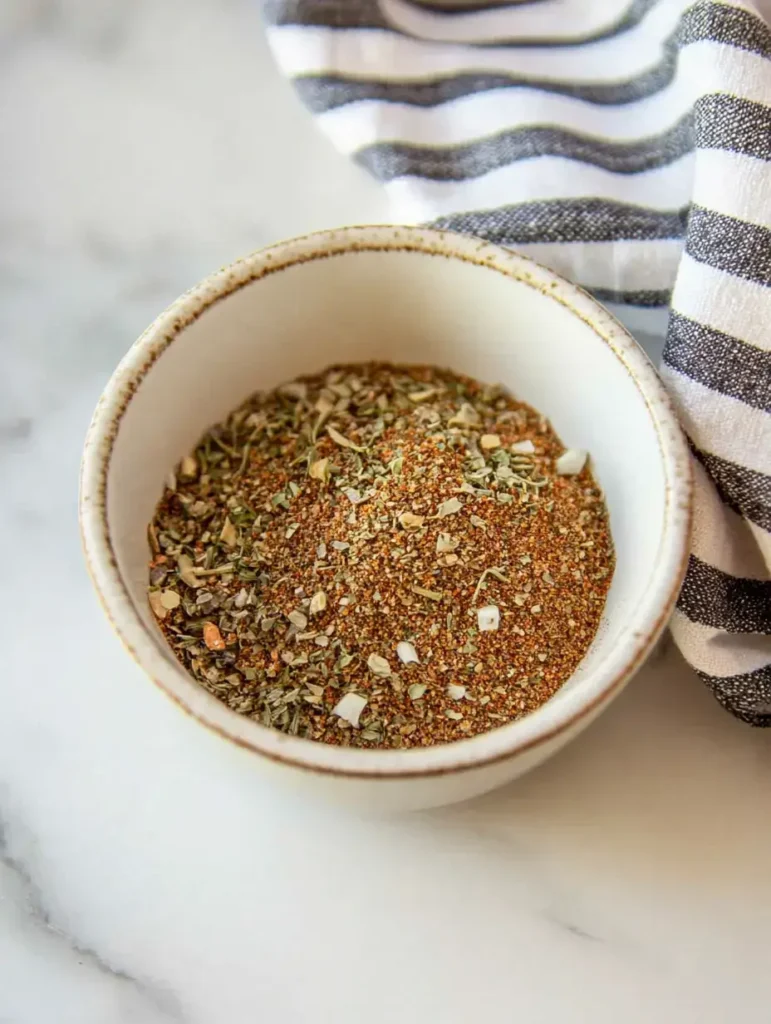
0, 814, 186, 1023
546, 913, 604, 944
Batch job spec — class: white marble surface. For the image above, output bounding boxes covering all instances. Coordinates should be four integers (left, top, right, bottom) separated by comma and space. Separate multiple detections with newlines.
1, 2, 770, 1022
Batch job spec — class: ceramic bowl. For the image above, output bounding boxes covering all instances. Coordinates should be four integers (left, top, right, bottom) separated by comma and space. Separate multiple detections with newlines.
80, 225, 691, 811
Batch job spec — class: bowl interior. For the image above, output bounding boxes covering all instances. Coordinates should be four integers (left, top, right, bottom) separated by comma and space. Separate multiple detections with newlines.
91, 230, 686, 773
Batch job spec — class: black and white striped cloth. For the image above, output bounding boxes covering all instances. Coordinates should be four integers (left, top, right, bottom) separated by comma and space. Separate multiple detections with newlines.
265, 0, 771, 726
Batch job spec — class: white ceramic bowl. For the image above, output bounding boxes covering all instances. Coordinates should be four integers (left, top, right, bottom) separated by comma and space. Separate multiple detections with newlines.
80, 226, 691, 811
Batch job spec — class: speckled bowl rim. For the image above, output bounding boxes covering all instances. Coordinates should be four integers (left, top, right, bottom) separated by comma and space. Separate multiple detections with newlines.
80, 225, 692, 780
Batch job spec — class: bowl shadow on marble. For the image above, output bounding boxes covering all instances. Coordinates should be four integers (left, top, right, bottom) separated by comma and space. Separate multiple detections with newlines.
419, 637, 771, 903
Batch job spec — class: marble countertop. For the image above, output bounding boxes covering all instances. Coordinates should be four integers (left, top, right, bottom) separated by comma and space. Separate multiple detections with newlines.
1, 2, 769, 1021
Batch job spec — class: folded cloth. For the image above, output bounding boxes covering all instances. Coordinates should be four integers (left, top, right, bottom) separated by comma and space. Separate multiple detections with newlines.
265, 0, 771, 725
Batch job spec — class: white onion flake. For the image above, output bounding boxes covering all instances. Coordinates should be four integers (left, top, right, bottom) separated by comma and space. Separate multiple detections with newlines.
397, 641, 420, 665
332, 692, 367, 728
477, 605, 500, 632
556, 448, 588, 475
510, 440, 535, 455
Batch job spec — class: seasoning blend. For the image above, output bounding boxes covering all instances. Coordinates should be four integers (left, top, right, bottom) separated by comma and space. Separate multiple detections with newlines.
147, 364, 614, 749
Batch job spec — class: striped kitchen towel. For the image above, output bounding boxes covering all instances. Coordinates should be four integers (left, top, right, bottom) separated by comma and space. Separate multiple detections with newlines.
265, 0, 771, 726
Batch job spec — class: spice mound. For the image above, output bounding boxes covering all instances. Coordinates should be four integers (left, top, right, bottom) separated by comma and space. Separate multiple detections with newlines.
148, 364, 614, 749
